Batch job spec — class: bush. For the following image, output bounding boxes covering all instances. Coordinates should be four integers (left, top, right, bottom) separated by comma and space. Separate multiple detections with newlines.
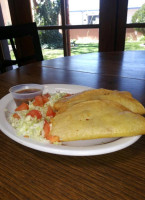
132, 3, 145, 35
39, 30, 63, 49
33, 0, 62, 49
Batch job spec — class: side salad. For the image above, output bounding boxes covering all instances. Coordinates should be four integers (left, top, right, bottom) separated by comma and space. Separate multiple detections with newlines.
9, 92, 67, 144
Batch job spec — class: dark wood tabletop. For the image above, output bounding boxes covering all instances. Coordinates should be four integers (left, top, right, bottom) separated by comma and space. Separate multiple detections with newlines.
0, 51, 145, 200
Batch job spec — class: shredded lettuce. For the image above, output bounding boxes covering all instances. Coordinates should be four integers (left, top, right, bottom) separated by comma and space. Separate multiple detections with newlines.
9, 92, 66, 143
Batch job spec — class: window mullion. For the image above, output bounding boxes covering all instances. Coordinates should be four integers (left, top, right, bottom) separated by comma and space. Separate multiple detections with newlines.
61, 0, 70, 56
99, 0, 117, 52
115, 0, 128, 51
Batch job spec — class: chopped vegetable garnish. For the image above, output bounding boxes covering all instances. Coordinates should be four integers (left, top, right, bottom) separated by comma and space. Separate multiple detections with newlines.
47, 135, 60, 143
43, 93, 50, 98
13, 113, 20, 119
43, 120, 50, 139
46, 105, 56, 117
33, 95, 44, 107
9, 92, 67, 144
15, 102, 29, 111
26, 110, 42, 119
42, 95, 49, 104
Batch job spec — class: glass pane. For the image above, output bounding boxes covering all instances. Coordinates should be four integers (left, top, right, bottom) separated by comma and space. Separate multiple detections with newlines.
125, 28, 145, 50
38, 30, 63, 59
68, 0, 100, 25
127, 0, 145, 24
31, 0, 61, 26
70, 29, 99, 55
0, 0, 12, 25
6, 39, 16, 60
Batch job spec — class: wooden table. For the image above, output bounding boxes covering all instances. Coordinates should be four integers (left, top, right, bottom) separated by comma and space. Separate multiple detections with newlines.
0, 51, 145, 200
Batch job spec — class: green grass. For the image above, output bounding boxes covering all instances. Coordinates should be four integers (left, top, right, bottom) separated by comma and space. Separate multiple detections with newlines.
71, 43, 99, 55
43, 48, 63, 60
43, 41, 145, 60
125, 41, 145, 51
43, 43, 99, 60
10, 41, 145, 60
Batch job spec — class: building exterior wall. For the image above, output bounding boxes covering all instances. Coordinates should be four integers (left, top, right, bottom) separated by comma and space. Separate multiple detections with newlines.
70, 28, 99, 43
69, 10, 99, 25
126, 28, 143, 40
69, 7, 143, 43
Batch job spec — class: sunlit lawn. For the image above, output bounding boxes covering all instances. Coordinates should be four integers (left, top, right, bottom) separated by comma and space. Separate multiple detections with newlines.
43, 43, 99, 60
125, 41, 145, 50
11, 41, 145, 60
43, 41, 145, 60
71, 43, 99, 55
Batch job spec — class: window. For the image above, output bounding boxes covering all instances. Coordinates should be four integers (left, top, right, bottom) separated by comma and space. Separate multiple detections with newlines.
0, 0, 13, 64
2, 0, 145, 64
125, 0, 145, 50
31, 0, 100, 59
0, 0, 12, 26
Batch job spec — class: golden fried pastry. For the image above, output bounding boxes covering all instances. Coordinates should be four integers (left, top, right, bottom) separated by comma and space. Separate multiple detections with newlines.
54, 89, 145, 114
50, 100, 145, 142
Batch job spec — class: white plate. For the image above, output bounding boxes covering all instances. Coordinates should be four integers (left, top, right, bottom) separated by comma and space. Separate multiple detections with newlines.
0, 84, 141, 156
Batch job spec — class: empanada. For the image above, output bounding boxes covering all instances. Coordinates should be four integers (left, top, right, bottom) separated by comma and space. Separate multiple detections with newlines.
54, 89, 145, 114
50, 100, 145, 142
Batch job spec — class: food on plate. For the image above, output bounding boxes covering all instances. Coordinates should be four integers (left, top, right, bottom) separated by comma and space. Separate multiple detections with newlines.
9, 92, 67, 144
9, 88, 145, 144
54, 88, 145, 115
50, 99, 145, 142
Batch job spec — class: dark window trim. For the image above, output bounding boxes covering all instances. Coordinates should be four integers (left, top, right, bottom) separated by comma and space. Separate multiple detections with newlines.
126, 23, 145, 28
37, 24, 99, 30
37, 24, 99, 56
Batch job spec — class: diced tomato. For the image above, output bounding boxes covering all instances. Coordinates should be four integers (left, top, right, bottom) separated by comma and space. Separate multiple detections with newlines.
42, 95, 49, 104
64, 93, 72, 97
43, 121, 59, 143
43, 93, 50, 98
42, 93, 51, 104
24, 135, 29, 138
15, 103, 29, 111
33, 95, 44, 107
43, 120, 50, 139
26, 110, 42, 119
46, 105, 56, 117
47, 135, 60, 143
13, 113, 20, 119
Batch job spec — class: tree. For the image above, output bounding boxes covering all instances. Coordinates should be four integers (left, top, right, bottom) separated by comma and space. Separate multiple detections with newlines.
32, 0, 63, 48
132, 3, 145, 35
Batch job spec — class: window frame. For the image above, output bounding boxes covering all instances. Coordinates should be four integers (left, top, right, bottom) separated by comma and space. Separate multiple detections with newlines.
37, 0, 100, 56
3, 0, 145, 60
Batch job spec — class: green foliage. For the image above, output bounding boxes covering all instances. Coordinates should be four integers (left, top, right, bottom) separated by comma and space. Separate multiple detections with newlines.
132, 3, 145, 35
71, 43, 99, 55
39, 30, 63, 49
125, 41, 145, 50
33, 0, 63, 48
